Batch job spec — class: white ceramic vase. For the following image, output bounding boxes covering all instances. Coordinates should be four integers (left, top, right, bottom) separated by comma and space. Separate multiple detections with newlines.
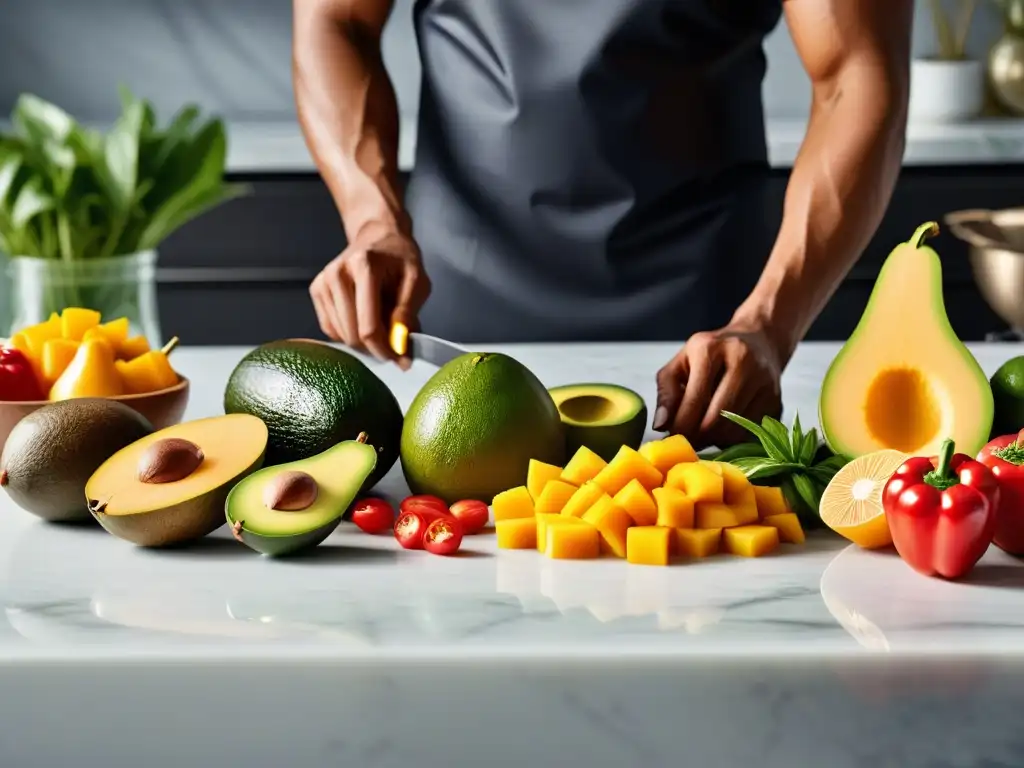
909, 58, 985, 123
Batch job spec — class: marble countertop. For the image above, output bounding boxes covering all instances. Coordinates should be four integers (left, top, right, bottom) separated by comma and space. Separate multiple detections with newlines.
3, 340, 1024, 662
222, 117, 1024, 173
6, 341, 1024, 768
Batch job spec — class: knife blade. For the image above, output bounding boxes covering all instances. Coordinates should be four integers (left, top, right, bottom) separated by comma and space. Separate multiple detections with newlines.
389, 322, 469, 367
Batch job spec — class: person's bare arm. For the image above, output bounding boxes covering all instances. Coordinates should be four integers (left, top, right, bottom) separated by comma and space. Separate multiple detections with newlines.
293, 0, 428, 364
654, 0, 912, 443
731, 0, 913, 360
293, 0, 406, 239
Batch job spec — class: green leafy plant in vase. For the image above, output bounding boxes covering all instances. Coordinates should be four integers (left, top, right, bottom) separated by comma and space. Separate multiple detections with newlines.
0, 87, 246, 345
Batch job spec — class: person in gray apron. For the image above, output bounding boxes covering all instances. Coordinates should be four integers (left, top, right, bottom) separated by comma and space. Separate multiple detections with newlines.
294, 0, 911, 448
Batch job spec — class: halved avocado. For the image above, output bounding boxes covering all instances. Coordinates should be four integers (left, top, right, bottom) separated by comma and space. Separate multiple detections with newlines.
84, 414, 269, 547
548, 383, 648, 462
225, 432, 378, 557
819, 222, 994, 458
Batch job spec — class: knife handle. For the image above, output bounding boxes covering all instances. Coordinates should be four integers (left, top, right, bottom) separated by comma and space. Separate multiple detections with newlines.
389, 321, 409, 356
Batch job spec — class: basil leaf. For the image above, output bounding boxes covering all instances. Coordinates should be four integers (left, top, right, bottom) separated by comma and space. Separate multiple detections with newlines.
790, 413, 804, 456
720, 411, 793, 462
731, 457, 804, 480
791, 472, 822, 513
103, 99, 146, 214
780, 476, 824, 529
712, 442, 767, 462
799, 427, 820, 465
813, 454, 851, 474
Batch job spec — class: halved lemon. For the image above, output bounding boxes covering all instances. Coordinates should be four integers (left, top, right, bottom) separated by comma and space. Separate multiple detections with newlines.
818, 449, 909, 549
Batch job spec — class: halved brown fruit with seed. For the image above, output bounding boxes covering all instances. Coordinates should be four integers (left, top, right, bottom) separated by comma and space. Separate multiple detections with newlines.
85, 414, 268, 546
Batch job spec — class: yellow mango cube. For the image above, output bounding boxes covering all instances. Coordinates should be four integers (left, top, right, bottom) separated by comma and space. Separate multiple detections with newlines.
561, 480, 606, 517
626, 526, 672, 566
581, 495, 634, 558
496, 517, 538, 549
492, 486, 536, 521
652, 486, 694, 528
18, 313, 62, 357
98, 317, 129, 346
60, 308, 102, 341
762, 512, 805, 544
665, 462, 724, 502
41, 338, 80, 384
535, 479, 578, 515
536, 513, 585, 553
527, 459, 565, 500
675, 528, 721, 558
594, 445, 663, 496
753, 485, 790, 519
731, 486, 759, 521
722, 525, 780, 557
119, 335, 151, 360
695, 501, 758, 529
547, 521, 600, 559
638, 434, 698, 473
714, 462, 752, 501
561, 445, 608, 486
613, 478, 658, 526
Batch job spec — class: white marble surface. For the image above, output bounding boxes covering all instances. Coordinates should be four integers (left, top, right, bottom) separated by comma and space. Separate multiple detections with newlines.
221, 117, 1024, 173
4, 341, 1024, 768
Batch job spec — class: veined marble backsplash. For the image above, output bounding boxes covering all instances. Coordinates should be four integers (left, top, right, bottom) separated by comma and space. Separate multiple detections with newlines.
0, 0, 1006, 125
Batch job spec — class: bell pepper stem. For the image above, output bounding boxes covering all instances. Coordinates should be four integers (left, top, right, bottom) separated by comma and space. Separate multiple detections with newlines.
910, 222, 940, 248
924, 438, 960, 491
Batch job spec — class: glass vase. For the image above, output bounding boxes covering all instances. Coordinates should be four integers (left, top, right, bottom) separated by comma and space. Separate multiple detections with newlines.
6, 251, 162, 348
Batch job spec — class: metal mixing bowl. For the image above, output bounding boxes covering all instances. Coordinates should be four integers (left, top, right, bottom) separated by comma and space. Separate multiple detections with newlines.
946, 208, 1024, 331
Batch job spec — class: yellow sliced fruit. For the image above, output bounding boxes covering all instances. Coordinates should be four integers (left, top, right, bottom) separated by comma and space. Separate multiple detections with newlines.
561, 445, 607, 486
818, 449, 908, 549
560, 480, 605, 517
527, 459, 565, 500
534, 479, 578, 515
492, 486, 535, 521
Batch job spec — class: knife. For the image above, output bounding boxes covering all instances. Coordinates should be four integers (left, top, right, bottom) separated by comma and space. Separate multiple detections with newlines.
389, 322, 469, 367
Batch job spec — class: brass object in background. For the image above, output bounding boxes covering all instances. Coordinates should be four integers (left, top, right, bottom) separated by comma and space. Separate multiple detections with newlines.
946, 208, 1024, 330
989, 0, 1024, 114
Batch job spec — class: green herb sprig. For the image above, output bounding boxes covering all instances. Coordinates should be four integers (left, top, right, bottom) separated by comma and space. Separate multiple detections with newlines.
0, 87, 247, 261
705, 411, 851, 529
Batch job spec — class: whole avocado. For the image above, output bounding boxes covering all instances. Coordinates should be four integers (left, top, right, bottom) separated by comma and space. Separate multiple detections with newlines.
0, 398, 154, 522
401, 352, 566, 504
223, 339, 403, 490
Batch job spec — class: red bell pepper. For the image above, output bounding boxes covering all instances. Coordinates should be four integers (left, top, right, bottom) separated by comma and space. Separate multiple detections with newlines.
0, 347, 44, 401
882, 438, 999, 580
977, 430, 1024, 555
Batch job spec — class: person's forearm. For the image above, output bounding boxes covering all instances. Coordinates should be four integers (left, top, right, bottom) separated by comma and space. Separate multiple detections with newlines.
293, 1, 408, 242
733, 66, 908, 361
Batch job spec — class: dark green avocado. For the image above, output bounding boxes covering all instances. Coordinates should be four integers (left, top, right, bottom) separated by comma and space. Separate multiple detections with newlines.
223, 339, 402, 491
548, 383, 648, 461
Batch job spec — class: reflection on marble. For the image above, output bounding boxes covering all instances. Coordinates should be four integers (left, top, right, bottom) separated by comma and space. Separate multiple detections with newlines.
3, 342, 1024, 767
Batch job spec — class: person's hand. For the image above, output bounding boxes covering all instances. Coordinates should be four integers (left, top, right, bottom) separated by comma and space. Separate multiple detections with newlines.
309, 224, 431, 368
653, 322, 786, 450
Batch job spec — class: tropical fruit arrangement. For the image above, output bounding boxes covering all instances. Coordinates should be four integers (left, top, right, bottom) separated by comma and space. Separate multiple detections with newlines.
0, 308, 178, 400
2, 221, 1024, 583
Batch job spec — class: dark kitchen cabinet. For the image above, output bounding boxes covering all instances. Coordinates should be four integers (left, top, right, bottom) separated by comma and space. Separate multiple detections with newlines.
155, 165, 1022, 345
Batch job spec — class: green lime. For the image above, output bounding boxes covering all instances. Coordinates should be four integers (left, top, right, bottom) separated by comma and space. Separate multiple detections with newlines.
990, 355, 1024, 436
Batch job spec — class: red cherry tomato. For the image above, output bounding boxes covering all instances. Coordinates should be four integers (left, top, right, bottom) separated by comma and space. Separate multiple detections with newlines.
350, 498, 395, 534
449, 499, 489, 534
394, 510, 436, 550
423, 516, 464, 556
400, 495, 450, 517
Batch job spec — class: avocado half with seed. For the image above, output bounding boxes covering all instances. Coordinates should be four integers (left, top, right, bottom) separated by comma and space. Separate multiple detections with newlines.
225, 432, 378, 557
548, 383, 648, 462
84, 413, 269, 547
0, 398, 155, 523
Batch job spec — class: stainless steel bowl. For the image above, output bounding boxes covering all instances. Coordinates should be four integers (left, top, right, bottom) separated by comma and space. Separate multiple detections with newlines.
946, 208, 1024, 331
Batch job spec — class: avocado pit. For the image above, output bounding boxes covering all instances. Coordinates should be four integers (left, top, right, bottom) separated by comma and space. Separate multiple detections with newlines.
263, 470, 319, 511
137, 437, 205, 484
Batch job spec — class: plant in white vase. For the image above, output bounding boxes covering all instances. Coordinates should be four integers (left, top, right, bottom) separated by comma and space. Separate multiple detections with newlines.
910, 0, 985, 123
0, 88, 246, 345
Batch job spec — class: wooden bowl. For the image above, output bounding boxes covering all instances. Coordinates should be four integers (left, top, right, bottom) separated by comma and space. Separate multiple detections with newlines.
0, 376, 191, 456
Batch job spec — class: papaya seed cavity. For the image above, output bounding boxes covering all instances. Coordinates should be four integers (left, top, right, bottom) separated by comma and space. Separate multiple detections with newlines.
137, 437, 205, 484
263, 470, 319, 511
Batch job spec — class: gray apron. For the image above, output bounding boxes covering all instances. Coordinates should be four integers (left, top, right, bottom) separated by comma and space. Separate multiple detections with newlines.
405, 0, 783, 343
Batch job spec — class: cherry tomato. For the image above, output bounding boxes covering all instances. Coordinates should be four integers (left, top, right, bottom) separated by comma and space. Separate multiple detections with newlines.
394, 510, 436, 550
423, 516, 464, 556
400, 495, 450, 517
350, 498, 395, 534
449, 499, 489, 534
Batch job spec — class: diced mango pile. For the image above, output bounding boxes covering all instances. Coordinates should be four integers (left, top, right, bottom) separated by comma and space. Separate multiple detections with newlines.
493, 435, 805, 566
4, 308, 178, 398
